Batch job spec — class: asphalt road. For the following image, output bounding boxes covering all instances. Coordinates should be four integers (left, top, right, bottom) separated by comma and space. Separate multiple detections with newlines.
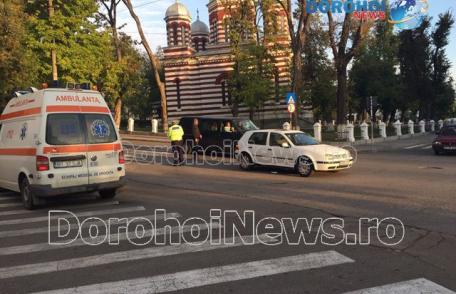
0, 134, 455, 293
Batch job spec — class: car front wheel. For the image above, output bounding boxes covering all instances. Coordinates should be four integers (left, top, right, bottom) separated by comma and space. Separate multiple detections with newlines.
20, 177, 37, 210
296, 156, 314, 177
239, 153, 253, 171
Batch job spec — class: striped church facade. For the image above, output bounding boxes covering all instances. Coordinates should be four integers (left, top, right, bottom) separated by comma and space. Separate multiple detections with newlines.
162, 0, 313, 121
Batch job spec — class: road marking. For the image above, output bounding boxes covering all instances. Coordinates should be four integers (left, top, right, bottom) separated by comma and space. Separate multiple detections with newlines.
0, 202, 22, 208
0, 234, 273, 280
33, 251, 353, 294
342, 278, 455, 294
0, 197, 19, 202
0, 212, 181, 239
422, 145, 433, 150
404, 144, 427, 149
0, 222, 221, 256
0, 200, 120, 217
0, 206, 145, 226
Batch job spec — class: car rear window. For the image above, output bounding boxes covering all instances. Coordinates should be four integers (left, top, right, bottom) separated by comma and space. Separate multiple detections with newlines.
46, 114, 84, 145
440, 127, 456, 136
47, 114, 117, 145
85, 114, 117, 144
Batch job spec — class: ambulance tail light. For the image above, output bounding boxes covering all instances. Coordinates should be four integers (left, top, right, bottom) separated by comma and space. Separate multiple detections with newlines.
36, 156, 50, 171
118, 151, 125, 164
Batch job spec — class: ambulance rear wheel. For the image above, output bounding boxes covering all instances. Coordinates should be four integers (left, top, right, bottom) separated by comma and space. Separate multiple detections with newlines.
99, 189, 117, 199
20, 177, 36, 210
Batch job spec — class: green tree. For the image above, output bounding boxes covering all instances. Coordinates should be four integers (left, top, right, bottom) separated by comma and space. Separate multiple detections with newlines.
398, 19, 432, 120
350, 21, 400, 123
229, 44, 275, 119
25, 0, 111, 84
429, 11, 455, 119
302, 16, 336, 122
0, 0, 38, 108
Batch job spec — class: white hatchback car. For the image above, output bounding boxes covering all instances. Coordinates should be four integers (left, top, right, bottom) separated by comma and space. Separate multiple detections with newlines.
237, 130, 354, 177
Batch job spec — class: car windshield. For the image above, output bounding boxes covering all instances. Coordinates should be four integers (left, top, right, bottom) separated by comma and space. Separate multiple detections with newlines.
440, 127, 456, 136
235, 120, 258, 132
286, 133, 319, 146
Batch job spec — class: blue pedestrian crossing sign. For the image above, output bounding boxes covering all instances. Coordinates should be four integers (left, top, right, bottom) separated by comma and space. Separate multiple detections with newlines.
286, 92, 296, 105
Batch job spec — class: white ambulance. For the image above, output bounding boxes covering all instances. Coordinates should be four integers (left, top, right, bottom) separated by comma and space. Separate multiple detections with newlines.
0, 87, 126, 209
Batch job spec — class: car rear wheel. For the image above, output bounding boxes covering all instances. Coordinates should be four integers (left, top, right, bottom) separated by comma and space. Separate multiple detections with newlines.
99, 189, 117, 199
296, 156, 314, 177
20, 177, 37, 210
239, 153, 253, 171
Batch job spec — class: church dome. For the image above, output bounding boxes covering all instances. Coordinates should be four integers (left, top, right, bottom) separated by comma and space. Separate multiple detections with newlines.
165, 1, 191, 20
191, 19, 209, 35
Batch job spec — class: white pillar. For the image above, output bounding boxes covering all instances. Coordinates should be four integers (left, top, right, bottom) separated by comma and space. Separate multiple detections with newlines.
151, 119, 159, 133
419, 120, 426, 133
408, 120, 415, 135
128, 117, 135, 133
360, 121, 369, 140
313, 121, 322, 142
346, 122, 355, 143
438, 119, 444, 130
430, 120, 435, 132
379, 120, 387, 138
394, 120, 402, 136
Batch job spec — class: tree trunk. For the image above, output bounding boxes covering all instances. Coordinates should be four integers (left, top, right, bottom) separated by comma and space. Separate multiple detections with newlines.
336, 66, 348, 125
114, 97, 122, 128
122, 0, 168, 131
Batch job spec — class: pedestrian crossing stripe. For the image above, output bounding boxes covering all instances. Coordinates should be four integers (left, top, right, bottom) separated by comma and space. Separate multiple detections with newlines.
0, 222, 222, 256
0, 212, 181, 239
0, 234, 276, 280
32, 251, 353, 294
0, 206, 146, 226
342, 278, 455, 294
0, 202, 22, 208
0, 200, 119, 217
404, 144, 427, 149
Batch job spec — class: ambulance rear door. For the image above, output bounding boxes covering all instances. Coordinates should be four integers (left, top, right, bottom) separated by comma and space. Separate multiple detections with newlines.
84, 113, 121, 185
45, 114, 90, 188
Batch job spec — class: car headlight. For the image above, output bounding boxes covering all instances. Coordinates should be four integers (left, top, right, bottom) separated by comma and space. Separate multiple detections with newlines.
325, 154, 335, 161
433, 141, 442, 145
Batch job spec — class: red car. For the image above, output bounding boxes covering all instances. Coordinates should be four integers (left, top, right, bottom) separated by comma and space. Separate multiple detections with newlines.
433, 125, 456, 155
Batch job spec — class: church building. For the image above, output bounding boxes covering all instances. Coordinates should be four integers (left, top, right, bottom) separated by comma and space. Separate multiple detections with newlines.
162, 0, 311, 121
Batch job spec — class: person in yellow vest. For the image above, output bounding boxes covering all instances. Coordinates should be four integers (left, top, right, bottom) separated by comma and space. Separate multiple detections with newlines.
168, 120, 185, 165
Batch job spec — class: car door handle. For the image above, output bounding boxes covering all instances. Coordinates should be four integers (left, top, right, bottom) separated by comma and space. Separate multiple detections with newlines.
267, 148, 272, 151
248, 146, 253, 149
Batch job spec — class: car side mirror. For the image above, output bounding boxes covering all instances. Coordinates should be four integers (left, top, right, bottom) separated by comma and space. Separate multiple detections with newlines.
248, 140, 255, 145
282, 142, 290, 148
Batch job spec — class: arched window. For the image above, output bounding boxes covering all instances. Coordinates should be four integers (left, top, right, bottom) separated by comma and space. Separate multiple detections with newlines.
175, 78, 182, 110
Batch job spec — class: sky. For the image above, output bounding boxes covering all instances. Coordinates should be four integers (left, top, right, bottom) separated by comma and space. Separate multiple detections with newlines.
116, 0, 456, 81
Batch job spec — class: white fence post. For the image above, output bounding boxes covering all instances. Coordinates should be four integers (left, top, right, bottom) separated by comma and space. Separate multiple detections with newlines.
128, 117, 135, 133
346, 122, 355, 143
313, 121, 322, 142
438, 119, 444, 130
430, 120, 435, 132
394, 120, 402, 136
360, 121, 369, 140
151, 119, 159, 133
408, 120, 415, 135
419, 120, 426, 133
379, 120, 387, 138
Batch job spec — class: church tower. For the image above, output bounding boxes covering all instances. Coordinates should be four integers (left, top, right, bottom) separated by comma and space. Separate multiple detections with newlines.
165, 0, 191, 47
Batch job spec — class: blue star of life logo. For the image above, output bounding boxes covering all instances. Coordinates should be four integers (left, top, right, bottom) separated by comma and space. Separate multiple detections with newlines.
20, 123, 28, 141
